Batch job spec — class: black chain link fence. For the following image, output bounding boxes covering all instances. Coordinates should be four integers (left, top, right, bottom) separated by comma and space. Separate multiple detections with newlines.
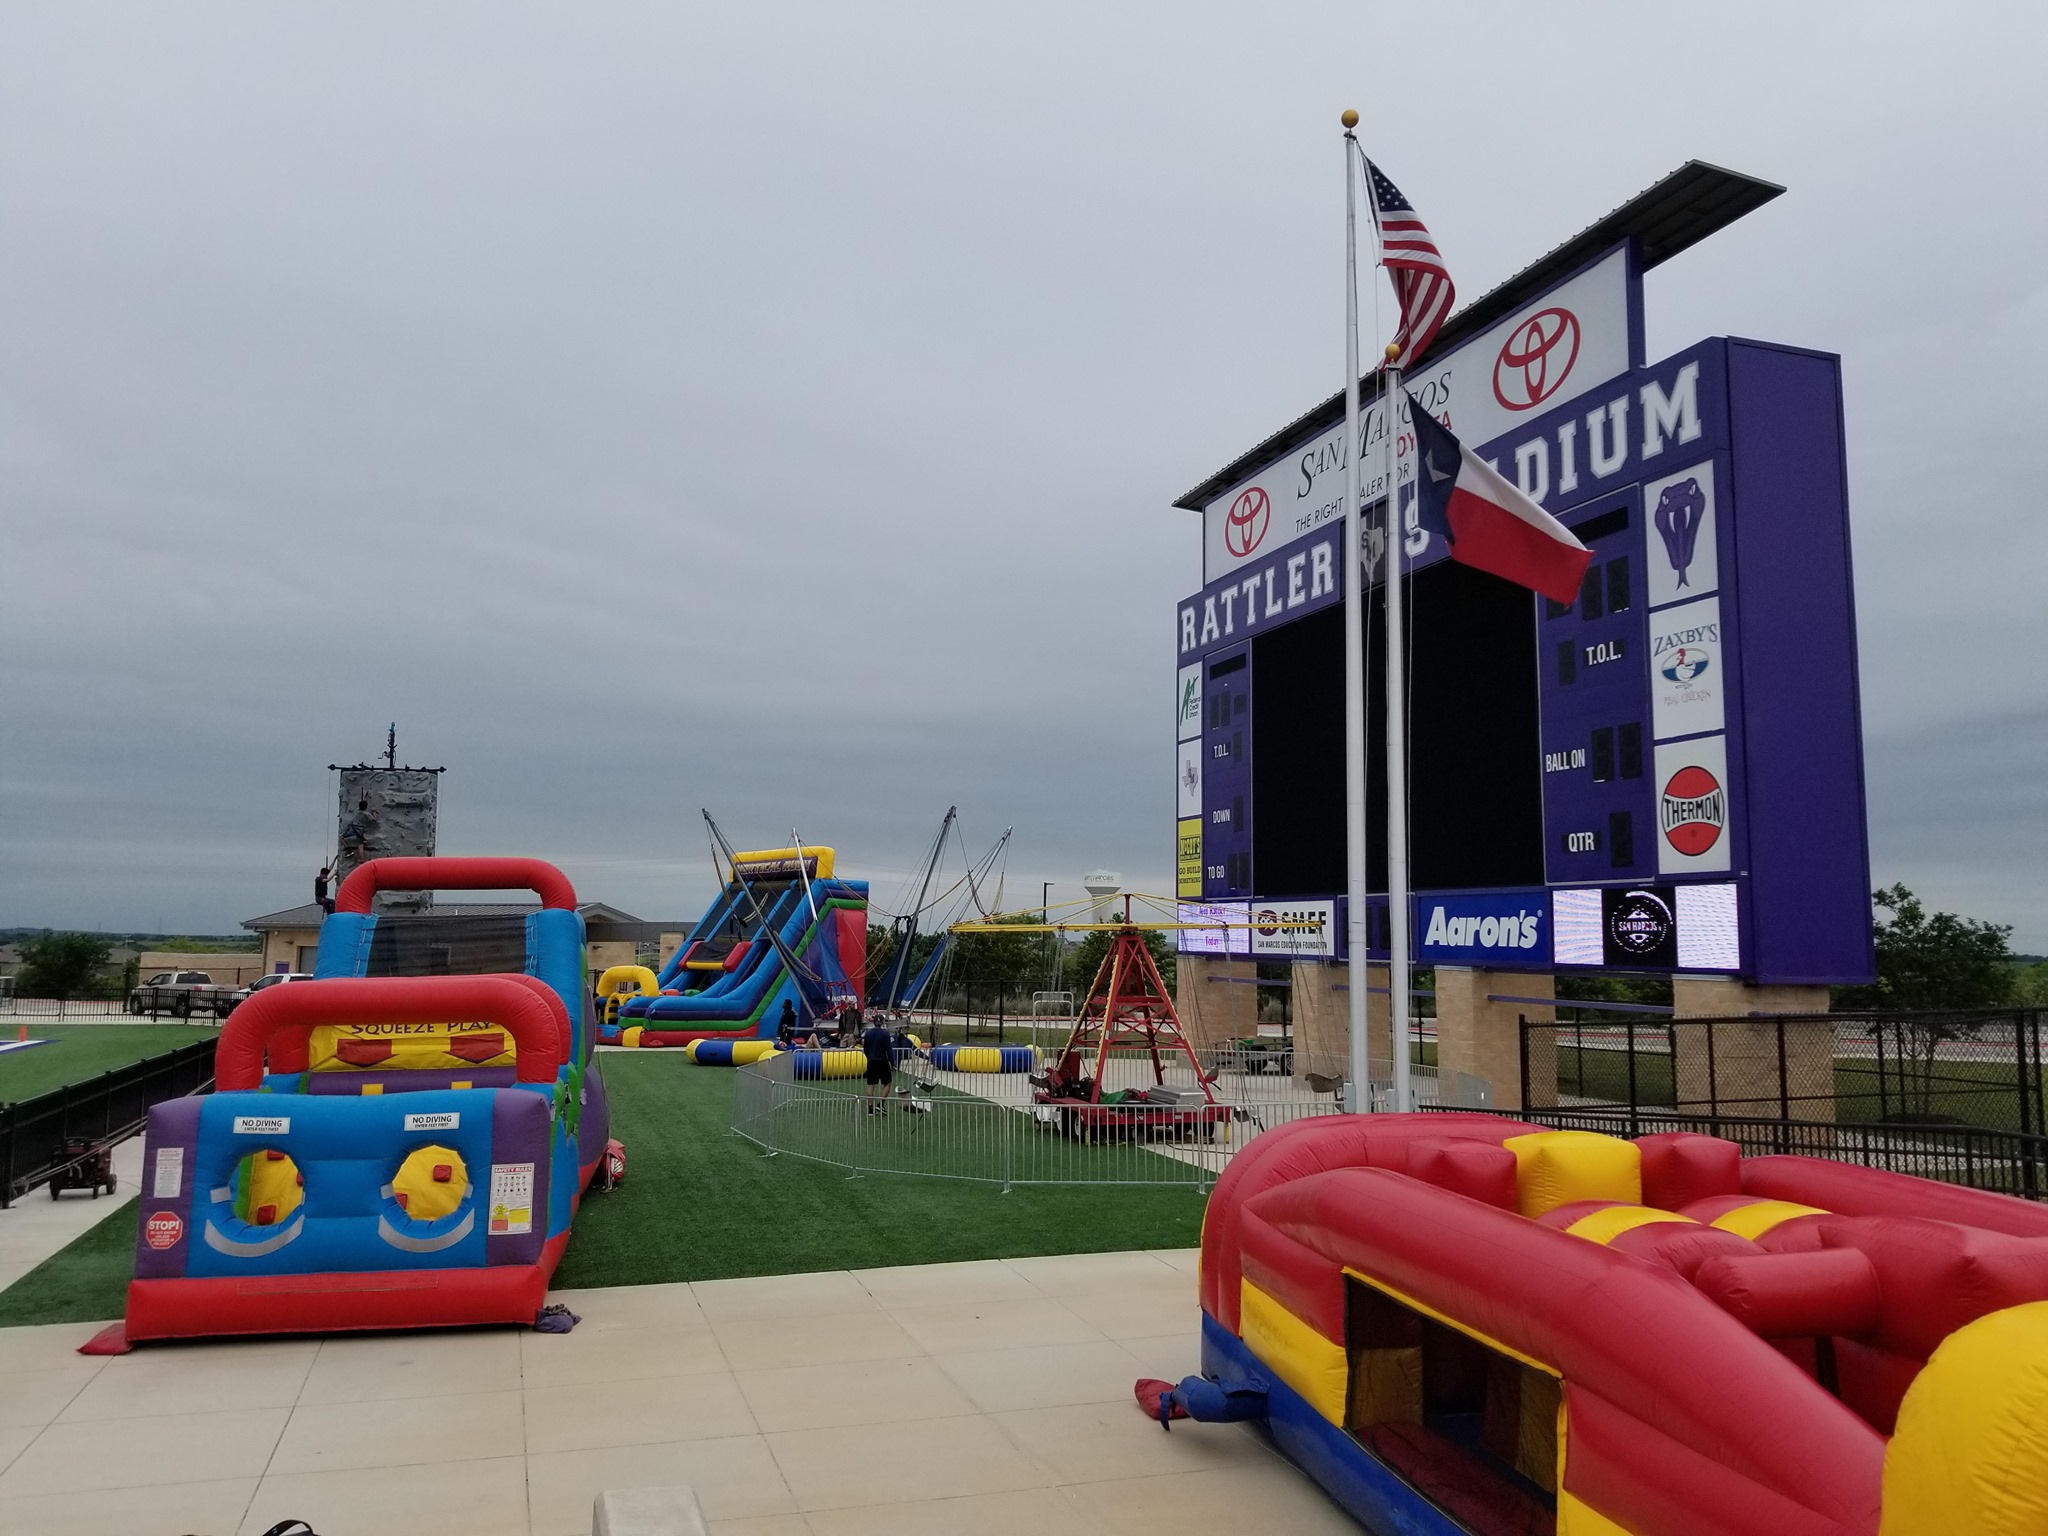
1516, 1008, 2048, 1198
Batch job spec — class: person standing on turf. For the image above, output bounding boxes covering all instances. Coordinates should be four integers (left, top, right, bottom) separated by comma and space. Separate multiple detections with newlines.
776, 997, 799, 1048
861, 1012, 894, 1113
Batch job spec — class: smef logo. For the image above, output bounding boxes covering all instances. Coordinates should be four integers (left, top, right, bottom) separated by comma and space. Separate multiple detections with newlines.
232, 1115, 290, 1136
1253, 906, 1326, 936
1224, 486, 1270, 558
144, 1210, 184, 1250
1181, 756, 1199, 798
1423, 906, 1542, 951
1660, 765, 1726, 856
1493, 307, 1580, 411
1660, 645, 1711, 685
1607, 890, 1673, 956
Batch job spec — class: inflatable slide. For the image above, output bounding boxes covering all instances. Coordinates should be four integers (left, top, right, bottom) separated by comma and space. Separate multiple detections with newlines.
604, 845, 867, 1048
91, 857, 611, 1348
1147, 1113, 2048, 1536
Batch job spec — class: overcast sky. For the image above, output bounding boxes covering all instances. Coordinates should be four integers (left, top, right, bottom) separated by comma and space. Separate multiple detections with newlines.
3, 3, 2044, 949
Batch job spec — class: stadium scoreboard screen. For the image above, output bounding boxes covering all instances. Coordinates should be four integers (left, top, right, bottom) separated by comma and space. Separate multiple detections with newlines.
1170, 177, 1873, 984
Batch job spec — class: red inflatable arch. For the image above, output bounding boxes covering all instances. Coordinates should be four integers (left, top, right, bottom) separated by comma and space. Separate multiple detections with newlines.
218, 975, 567, 1089
333, 856, 578, 915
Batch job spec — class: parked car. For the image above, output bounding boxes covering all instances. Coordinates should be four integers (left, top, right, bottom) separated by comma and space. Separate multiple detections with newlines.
228, 971, 316, 1010
127, 971, 236, 1019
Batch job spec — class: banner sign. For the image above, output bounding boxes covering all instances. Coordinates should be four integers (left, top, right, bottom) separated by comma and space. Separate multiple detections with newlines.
1176, 820, 1204, 898
1202, 246, 1633, 583
1176, 663, 1202, 740
1176, 900, 1249, 955
1178, 526, 1341, 665
1415, 892, 1549, 966
1249, 899, 1336, 958
1552, 882, 1740, 970
1176, 740, 1202, 819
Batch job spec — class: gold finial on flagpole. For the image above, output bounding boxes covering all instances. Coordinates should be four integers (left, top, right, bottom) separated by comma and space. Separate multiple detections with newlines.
1340, 109, 1359, 129
1385, 342, 1402, 361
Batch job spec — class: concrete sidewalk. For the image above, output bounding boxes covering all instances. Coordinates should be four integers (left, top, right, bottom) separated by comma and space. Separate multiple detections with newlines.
0, 1250, 1358, 1535
0, 1136, 145, 1293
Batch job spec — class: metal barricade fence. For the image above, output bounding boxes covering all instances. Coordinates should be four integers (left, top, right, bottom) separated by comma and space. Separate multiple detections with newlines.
729, 1048, 1487, 1190
0, 998, 128, 1019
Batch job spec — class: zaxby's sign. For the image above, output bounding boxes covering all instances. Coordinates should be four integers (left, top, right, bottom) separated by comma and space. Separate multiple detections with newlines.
1201, 247, 1633, 583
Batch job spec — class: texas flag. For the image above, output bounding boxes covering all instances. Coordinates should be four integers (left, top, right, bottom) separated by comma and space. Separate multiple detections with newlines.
1405, 392, 1592, 605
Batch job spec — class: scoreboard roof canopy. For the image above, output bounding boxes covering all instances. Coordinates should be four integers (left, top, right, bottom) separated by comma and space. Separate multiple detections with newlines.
1171, 161, 1784, 514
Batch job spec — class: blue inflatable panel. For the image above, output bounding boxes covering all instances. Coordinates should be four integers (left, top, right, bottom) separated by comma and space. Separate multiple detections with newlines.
694, 1040, 736, 1066
1201, 1313, 1467, 1536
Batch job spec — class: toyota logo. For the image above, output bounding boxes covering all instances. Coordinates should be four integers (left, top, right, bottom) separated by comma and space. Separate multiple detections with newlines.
1223, 486, 1270, 558
1493, 307, 1581, 411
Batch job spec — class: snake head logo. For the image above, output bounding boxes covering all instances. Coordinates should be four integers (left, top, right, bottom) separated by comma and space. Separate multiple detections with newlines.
1653, 478, 1707, 588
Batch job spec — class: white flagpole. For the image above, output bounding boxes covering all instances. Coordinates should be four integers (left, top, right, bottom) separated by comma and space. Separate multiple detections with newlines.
1360, 154, 1414, 1115
1383, 350, 1413, 1114
1339, 112, 1371, 1114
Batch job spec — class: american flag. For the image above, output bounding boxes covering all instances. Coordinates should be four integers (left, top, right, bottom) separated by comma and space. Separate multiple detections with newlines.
1364, 158, 1455, 366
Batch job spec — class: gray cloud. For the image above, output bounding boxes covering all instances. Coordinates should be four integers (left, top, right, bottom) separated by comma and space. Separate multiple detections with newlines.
3, 3, 2044, 947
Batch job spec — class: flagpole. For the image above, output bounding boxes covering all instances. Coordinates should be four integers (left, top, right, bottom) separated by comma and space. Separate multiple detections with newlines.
1382, 344, 1413, 1113
1360, 154, 1414, 1116
1338, 112, 1371, 1114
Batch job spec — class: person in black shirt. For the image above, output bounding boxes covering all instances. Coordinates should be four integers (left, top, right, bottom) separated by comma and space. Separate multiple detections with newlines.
861, 1015, 894, 1113
776, 998, 799, 1048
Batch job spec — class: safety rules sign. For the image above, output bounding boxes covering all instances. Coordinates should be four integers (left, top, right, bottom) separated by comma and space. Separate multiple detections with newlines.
488, 1162, 534, 1235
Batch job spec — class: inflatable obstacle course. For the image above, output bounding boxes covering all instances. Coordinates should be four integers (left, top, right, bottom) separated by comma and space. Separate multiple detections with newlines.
603, 846, 868, 1048
1145, 1113, 2048, 1536
91, 857, 612, 1349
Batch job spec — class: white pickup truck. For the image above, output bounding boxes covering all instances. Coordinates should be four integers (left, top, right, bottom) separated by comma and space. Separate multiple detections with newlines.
126, 970, 237, 1019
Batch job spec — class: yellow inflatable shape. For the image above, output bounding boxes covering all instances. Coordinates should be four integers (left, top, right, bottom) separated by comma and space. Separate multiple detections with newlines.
952, 1047, 1005, 1072
818, 1049, 866, 1078
621, 1026, 643, 1048
309, 1020, 515, 1073
1564, 1204, 1696, 1246
683, 1040, 704, 1061
1504, 1130, 1642, 1218
391, 1144, 467, 1222
1556, 1490, 1634, 1534
596, 965, 659, 998
235, 1150, 303, 1227
730, 844, 835, 878
732, 1040, 779, 1065
1881, 1300, 2048, 1535
1708, 1198, 1827, 1241
1240, 1279, 1350, 1425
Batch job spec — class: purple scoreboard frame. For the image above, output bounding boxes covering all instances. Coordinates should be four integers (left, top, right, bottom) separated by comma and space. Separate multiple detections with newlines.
1172, 233, 1873, 985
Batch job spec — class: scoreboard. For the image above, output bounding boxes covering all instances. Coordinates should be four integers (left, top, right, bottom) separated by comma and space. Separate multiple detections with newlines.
1169, 166, 1874, 985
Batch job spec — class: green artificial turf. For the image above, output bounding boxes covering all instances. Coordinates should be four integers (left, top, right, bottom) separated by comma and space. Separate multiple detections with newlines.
0, 1023, 220, 1105
0, 1197, 138, 1327
552, 1057, 1207, 1287
0, 1054, 1206, 1327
